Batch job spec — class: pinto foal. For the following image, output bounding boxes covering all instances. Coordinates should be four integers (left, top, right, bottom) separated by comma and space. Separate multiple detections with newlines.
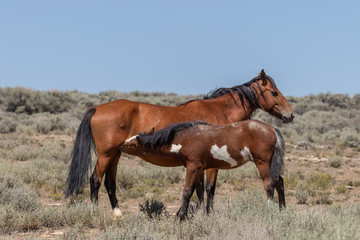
120, 120, 286, 220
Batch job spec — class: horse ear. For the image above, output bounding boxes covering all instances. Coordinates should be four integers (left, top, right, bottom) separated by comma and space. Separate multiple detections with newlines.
259, 69, 267, 86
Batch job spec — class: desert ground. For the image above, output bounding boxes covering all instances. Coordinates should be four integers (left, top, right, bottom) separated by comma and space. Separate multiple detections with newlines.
0, 88, 359, 239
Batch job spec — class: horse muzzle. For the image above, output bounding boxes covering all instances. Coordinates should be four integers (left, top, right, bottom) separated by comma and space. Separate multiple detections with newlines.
281, 113, 294, 123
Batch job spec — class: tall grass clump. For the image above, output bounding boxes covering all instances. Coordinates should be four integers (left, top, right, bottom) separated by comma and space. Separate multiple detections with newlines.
328, 155, 342, 168
0, 175, 102, 234
12, 145, 39, 161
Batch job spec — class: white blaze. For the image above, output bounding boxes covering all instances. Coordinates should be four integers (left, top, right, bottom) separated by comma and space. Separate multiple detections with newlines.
210, 144, 237, 167
170, 144, 182, 153
241, 146, 253, 162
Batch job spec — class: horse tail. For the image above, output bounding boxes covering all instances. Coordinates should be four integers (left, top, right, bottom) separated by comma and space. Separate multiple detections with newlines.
64, 108, 96, 198
271, 128, 285, 180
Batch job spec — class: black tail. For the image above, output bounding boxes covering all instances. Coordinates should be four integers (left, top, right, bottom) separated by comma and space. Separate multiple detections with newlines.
64, 108, 96, 198
271, 128, 285, 180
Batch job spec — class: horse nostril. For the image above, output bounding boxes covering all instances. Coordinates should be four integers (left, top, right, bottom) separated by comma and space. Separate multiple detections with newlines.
291, 113, 295, 119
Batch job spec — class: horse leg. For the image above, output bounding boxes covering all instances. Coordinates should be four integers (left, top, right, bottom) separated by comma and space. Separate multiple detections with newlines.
205, 168, 218, 214
255, 161, 275, 203
274, 175, 286, 209
264, 178, 275, 203
104, 150, 122, 218
90, 171, 101, 204
194, 170, 205, 210
90, 152, 114, 205
177, 163, 200, 221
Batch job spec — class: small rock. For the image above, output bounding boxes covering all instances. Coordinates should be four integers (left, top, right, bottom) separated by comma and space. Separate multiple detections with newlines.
346, 140, 358, 148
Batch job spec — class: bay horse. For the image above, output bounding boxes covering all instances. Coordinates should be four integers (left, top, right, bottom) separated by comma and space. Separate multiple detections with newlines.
64, 70, 294, 217
120, 120, 286, 220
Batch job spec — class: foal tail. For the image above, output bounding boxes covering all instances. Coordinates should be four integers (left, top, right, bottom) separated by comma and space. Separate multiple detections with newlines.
271, 128, 285, 180
64, 108, 96, 198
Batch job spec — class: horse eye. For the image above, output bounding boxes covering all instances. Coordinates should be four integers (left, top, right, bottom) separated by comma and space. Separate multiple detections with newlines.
271, 91, 278, 97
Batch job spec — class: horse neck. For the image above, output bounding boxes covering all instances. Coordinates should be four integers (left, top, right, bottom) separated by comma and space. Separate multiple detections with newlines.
184, 94, 257, 123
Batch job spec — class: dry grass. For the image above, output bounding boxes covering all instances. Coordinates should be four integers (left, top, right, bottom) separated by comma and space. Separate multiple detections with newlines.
1, 89, 360, 239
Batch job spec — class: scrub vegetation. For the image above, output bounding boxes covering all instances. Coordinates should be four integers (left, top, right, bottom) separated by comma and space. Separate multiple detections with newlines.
0, 87, 360, 239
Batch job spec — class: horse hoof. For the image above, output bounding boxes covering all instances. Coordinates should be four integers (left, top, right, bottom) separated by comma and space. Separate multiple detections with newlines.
113, 207, 124, 219
176, 212, 187, 221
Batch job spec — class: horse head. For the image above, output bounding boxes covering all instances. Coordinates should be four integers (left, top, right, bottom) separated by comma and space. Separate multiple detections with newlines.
255, 69, 294, 123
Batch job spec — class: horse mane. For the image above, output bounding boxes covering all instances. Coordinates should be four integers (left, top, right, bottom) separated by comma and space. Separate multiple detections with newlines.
179, 75, 277, 111
137, 121, 209, 149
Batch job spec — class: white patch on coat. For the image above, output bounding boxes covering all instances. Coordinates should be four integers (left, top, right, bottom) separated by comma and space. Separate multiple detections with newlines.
240, 146, 253, 162
170, 144, 182, 153
210, 144, 237, 167
124, 135, 138, 144
113, 207, 123, 219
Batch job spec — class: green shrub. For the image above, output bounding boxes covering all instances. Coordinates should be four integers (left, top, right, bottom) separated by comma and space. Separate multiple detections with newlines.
137, 164, 183, 187
125, 186, 145, 198
295, 184, 308, 204
305, 173, 334, 191
116, 166, 138, 190
335, 185, 347, 194
13, 157, 68, 189
328, 156, 342, 168
284, 172, 299, 190
2, 87, 77, 114
217, 164, 258, 186
0, 182, 40, 211
315, 192, 333, 205
0, 114, 17, 134
12, 145, 39, 161
35, 116, 52, 134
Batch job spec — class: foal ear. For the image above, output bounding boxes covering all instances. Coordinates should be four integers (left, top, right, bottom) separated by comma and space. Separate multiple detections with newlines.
259, 69, 267, 86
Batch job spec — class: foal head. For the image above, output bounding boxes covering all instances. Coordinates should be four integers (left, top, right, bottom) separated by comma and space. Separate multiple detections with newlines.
120, 135, 144, 155
255, 69, 294, 123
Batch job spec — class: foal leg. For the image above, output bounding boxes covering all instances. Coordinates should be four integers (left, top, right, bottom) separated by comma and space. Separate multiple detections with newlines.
194, 170, 205, 210
274, 175, 286, 209
104, 151, 122, 218
177, 163, 200, 221
255, 162, 275, 203
205, 168, 218, 214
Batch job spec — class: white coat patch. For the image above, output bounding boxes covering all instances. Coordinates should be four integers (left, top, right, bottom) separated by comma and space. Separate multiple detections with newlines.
241, 146, 253, 162
124, 135, 138, 144
210, 144, 237, 167
170, 144, 182, 153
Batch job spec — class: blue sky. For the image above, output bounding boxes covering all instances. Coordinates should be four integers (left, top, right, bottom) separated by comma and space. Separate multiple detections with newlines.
1, 1, 359, 97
